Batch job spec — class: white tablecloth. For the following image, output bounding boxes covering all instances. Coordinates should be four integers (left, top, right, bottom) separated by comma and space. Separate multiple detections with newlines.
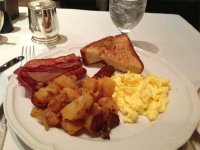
1, 7, 200, 150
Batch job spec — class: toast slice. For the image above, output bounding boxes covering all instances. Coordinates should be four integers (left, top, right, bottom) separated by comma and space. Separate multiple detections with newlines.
80, 34, 144, 73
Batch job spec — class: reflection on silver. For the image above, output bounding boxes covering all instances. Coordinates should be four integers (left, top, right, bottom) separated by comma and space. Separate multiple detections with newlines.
0, 10, 4, 40
28, 0, 60, 44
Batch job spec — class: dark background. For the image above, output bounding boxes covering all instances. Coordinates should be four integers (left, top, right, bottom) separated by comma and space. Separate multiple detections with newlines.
58, 0, 200, 32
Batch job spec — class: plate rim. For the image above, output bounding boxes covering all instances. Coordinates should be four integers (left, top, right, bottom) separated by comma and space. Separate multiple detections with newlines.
4, 44, 200, 150
0, 73, 9, 106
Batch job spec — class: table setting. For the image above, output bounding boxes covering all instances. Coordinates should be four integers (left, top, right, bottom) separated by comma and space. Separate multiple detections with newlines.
0, 0, 200, 149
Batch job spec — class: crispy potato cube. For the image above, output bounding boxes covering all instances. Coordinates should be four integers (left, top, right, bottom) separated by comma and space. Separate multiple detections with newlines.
30, 107, 43, 119
62, 87, 80, 101
98, 97, 118, 113
33, 84, 59, 105
61, 92, 94, 121
47, 83, 61, 91
43, 108, 60, 127
31, 108, 60, 130
83, 113, 94, 131
61, 119, 83, 135
82, 76, 98, 93
53, 75, 77, 89
98, 77, 116, 97
48, 91, 69, 113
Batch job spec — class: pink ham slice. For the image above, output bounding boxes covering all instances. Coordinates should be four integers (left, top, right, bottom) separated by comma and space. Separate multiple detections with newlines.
14, 54, 87, 92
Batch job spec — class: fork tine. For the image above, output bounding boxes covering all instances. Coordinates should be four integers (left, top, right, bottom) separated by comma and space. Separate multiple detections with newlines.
25, 46, 28, 62
33, 46, 35, 57
28, 45, 34, 61
29, 46, 32, 61
31, 45, 35, 59
21, 46, 25, 67
21, 45, 35, 66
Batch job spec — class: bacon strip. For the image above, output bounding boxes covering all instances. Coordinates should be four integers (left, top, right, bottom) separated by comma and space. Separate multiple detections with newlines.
14, 54, 87, 92
23, 54, 80, 68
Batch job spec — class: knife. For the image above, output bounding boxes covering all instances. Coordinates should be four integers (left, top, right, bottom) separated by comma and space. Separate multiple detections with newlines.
0, 56, 24, 73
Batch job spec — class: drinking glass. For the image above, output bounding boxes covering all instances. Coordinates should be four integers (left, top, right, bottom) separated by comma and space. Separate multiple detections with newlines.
109, 0, 147, 34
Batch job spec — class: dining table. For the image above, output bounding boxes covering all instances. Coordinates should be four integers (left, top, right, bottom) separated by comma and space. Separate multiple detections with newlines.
0, 7, 200, 150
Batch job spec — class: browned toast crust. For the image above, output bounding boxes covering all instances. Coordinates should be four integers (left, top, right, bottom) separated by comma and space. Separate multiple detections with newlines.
80, 36, 113, 65
80, 34, 144, 73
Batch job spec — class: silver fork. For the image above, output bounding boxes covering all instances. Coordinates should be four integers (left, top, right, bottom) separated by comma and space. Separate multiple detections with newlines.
21, 45, 35, 66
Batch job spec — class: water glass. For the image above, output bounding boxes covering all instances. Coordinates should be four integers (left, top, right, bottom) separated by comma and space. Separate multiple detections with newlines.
109, 0, 147, 34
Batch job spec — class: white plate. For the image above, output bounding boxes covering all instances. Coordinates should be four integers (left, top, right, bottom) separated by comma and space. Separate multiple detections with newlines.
0, 73, 9, 105
4, 45, 200, 150
194, 81, 200, 134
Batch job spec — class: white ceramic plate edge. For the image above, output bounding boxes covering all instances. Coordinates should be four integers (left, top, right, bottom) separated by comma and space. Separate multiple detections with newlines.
0, 73, 9, 105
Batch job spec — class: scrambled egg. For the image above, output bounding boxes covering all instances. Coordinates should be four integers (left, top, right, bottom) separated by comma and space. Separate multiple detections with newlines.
111, 72, 170, 123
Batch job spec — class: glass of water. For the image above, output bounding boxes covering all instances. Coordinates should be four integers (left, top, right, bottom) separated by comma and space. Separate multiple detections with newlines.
109, 0, 147, 34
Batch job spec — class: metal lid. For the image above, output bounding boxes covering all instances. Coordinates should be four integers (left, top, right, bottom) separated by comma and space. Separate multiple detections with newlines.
28, 0, 56, 10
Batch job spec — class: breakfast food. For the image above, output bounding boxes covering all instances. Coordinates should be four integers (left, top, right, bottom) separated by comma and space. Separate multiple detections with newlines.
112, 72, 170, 122
14, 54, 86, 92
93, 65, 115, 78
80, 34, 144, 73
14, 36, 171, 141
31, 74, 119, 139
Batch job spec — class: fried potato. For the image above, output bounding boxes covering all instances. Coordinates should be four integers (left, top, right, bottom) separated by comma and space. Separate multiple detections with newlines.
83, 112, 94, 131
33, 83, 60, 106
30, 107, 43, 119
98, 97, 118, 113
31, 107, 60, 130
48, 90, 69, 113
61, 119, 83, 135
61, 91, 94, 121
31, 107, 50, 130
98, 77, 116, 97
43, 108, 60, 127
47, 83, 61, 91
62, 87, 80, 101
53, 75, 77, 89
31, 74, 119, 138
82, 76, 98, 93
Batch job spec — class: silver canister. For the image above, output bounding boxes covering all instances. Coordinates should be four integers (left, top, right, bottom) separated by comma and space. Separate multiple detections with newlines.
0, 10, 4, 32
28, 0, 60, 44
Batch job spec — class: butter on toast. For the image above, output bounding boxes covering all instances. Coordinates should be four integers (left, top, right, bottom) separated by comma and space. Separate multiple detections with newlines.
80, 34, 144, 73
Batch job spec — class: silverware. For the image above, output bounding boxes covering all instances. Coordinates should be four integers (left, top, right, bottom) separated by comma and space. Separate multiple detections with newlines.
21, 46, 35, 66
0, 56, 24, 73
